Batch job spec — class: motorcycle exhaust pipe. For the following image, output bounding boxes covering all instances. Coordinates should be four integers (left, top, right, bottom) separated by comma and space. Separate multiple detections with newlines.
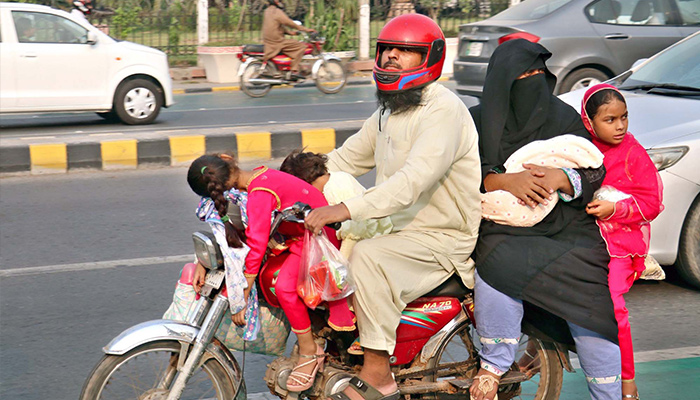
247, 78, 284, 85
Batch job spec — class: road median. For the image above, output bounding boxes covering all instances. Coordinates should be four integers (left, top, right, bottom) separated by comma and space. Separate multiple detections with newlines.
0, 120, 364, 175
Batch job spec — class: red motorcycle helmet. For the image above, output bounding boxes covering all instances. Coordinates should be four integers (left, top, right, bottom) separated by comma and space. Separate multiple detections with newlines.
374, 14, 446, 92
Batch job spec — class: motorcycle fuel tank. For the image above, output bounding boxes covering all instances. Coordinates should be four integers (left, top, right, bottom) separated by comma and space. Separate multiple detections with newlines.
391, 296, 461, 365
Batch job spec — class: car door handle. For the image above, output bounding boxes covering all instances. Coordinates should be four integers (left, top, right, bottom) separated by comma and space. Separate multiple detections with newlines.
604, 34, 630, 40
20, 53, 38, 58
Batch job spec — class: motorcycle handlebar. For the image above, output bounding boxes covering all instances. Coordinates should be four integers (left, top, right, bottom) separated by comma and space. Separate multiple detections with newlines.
280, 202, 341, 231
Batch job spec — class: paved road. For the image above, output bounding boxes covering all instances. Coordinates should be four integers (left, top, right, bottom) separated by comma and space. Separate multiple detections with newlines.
0, 81, 477, 141
1, 167, 699, 400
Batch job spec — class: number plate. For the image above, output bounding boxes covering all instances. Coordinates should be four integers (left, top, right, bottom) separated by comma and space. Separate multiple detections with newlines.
465, 42, 484, 57
204, 270, 226, 289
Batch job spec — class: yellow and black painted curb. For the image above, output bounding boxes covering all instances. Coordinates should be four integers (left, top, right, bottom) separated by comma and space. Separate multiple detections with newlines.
0, 127, 359, 174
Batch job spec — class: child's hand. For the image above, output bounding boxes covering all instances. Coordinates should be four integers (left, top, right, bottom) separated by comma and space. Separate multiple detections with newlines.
193, 262, 207, 294
586, 199, 615, 219
232, 309, 247, 326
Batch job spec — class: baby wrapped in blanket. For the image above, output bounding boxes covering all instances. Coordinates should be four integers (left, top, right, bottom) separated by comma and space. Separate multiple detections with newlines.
481, 134, 604, 227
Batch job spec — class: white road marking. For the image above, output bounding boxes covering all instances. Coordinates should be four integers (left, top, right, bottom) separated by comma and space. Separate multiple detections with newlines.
20, 136, 55, 140
569, 346, 700, 369
89, 132, 123, 137
0, 255, 193, 278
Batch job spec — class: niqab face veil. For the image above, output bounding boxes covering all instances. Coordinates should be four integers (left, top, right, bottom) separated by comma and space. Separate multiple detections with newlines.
478, 39, 560, 171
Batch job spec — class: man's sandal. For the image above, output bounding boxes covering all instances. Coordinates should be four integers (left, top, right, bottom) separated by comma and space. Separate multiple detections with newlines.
286, 345, 325, 392
329, 376, 400, 400
470, 374, 499, 400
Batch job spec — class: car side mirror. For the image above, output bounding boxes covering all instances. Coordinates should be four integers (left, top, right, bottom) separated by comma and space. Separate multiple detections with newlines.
86, 31, 98, 45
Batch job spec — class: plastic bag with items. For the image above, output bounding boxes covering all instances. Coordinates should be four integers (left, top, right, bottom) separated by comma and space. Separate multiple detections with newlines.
297, 230, 355, 309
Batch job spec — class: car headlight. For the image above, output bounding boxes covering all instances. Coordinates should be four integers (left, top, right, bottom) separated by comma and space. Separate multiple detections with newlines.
646, 146, 689, 171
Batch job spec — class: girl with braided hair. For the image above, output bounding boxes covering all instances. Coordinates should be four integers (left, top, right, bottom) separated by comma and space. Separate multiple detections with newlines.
187, 152, 356, 393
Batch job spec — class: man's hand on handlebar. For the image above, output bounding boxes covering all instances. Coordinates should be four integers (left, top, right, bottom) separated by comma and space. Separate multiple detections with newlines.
304, 203, 351, 235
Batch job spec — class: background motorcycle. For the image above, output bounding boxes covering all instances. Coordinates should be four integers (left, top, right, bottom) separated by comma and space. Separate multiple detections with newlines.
237, 32, 347, 98
81, 203, 575, 400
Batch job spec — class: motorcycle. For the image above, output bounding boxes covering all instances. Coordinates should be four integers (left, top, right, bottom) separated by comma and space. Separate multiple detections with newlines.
237, 32, 347, 98
81, 202, 576, 400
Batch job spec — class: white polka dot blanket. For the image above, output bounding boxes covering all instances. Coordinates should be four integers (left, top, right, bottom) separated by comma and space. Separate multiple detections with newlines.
481, 134, 604, 227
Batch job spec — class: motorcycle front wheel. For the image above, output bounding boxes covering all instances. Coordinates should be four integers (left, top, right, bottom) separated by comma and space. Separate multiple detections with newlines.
426, 320, 563, 400
241, 61, 274, 98
315, 59, 347, 94
80, 340, 236, 400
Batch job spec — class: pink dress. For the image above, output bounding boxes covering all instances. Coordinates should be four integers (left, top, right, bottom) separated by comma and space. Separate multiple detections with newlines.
243, 166, 355, 334
581, 83, 664, 380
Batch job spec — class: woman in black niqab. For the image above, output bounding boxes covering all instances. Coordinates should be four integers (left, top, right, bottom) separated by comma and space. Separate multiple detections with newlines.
467, 39, 621, 400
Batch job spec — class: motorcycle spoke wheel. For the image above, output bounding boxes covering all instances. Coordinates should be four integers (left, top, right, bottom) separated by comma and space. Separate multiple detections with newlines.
80, 340, 235, 400
426, 321, 562, 400
315, 60, 347, 94
241, 61, 273, 98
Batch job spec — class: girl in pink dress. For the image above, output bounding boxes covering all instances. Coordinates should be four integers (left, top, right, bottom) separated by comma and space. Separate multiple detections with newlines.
581, 84, 664, 400
187, 153, 355, 392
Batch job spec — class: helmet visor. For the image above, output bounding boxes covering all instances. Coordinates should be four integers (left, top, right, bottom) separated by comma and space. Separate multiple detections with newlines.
375, 43, 428, 72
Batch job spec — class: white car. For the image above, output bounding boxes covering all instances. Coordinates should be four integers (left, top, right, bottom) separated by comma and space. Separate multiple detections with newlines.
560, 31, 700, 289
0, 2, 173, 125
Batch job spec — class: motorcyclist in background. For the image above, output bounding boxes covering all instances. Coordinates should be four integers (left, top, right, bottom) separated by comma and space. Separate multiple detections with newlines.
71, 0, 92, 22
262, 0, 316, 81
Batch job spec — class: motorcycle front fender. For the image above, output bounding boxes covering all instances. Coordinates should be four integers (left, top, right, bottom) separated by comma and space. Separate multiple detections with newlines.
311, 55, 343, 80
103, 319, 247, 399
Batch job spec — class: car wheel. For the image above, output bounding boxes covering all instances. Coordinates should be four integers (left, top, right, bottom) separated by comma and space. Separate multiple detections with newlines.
676, 196, 700, 289
114, 78, 163, 125
559, 68, 609, 94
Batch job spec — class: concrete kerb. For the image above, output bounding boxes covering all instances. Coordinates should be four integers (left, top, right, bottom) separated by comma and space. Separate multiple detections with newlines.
172, 77, 375, 95
0, 121, 365, 176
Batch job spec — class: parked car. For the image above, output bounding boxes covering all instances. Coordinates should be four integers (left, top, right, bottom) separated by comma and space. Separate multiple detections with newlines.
0, 2, 173, 125
559, 31, 700, 288
454, 0, 700, 96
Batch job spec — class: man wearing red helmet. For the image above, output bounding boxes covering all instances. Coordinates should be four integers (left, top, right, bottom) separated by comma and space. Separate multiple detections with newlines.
305, 14, 482, 400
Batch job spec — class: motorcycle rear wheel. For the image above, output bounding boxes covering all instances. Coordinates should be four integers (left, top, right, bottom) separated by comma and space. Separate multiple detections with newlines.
426, 321, 563, 400
80, 340, 236, 400
315, 59, 347, 94
241, 61, 274, 98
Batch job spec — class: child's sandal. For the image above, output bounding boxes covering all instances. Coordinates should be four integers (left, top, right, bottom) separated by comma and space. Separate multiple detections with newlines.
286, 345, 325, 392
348, 337, 364, 355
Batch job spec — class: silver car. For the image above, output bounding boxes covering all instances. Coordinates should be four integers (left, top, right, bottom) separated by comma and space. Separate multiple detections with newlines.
454, 0, 700, 95
559, 31, 700, 289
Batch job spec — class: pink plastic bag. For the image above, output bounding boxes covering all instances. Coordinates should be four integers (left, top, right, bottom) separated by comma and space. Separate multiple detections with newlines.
297, 230, 355, 309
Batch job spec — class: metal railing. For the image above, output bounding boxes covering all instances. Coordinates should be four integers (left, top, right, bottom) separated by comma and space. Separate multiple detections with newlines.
89, 1, 510, 57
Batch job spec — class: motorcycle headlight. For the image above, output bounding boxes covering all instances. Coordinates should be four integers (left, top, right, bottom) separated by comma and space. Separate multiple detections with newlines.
646, 146, 689, 171
192, 231, 224, 270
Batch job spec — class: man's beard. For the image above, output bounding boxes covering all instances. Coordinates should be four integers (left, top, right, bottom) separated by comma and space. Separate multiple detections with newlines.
376, 86, 424, 115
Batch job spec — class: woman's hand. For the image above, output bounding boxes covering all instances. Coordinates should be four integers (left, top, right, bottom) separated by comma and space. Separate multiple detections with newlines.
304, 204, 351, 235
193, 262, 207, 294
485, 168, 553, 208
586, 199, 615, 219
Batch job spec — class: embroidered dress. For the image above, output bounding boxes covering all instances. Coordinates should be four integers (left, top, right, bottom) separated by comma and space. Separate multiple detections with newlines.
196, 190, 260, 340
244, 167, 356, 333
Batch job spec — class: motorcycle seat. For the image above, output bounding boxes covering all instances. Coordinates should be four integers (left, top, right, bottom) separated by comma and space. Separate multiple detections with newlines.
423, 274, 472, 299
243, 44, 264, 54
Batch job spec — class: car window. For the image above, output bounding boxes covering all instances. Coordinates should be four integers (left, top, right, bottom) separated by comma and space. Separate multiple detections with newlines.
12, 11, 88, 44
677, 0, 700, 24
587, 0, 696, 25
490, 0, 574, 20
622, 34, 700, 88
